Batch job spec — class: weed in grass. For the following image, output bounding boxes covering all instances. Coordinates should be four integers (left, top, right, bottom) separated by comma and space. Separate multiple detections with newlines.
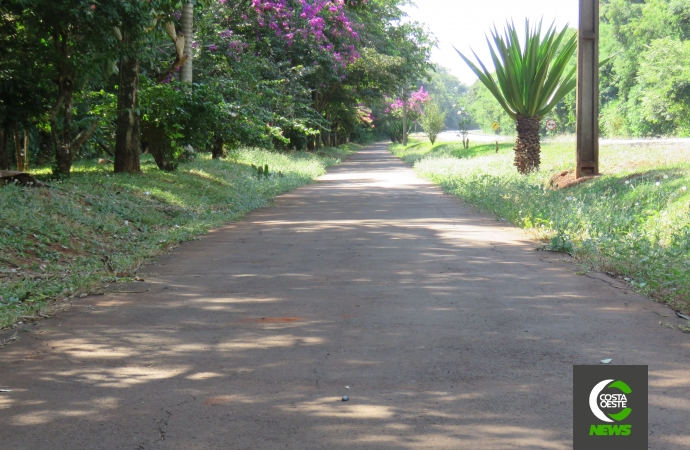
391, 138, 690, 314
0, 145, 358, 328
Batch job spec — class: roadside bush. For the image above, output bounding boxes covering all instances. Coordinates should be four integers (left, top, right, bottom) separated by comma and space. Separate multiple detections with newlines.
420, 101, 446, 144
139, 78, 275, 170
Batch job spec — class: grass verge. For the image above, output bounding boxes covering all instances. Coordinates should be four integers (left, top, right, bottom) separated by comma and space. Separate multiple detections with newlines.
390, 138, 690, 314
0, 145, 357, 328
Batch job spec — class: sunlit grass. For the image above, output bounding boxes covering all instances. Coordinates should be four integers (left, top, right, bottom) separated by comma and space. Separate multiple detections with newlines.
0, 146, 358, 328
391, 138, 690, 314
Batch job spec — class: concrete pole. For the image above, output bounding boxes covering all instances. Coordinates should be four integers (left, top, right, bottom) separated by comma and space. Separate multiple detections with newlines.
181, 1, 193, 83
576, 0, 599, 178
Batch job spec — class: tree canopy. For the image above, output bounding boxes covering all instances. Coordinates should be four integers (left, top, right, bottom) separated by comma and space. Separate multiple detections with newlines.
0, 0, 434, 174
462, 0, 690, 138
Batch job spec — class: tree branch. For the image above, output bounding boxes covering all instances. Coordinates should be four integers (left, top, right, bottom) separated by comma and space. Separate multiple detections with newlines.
156, 54, 189, 83
48, 92, 68, 153
94, 138, 114, 156
71, 120, 98, 153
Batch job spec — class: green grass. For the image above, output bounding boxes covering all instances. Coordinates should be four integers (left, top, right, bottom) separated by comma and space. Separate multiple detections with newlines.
391, 139, 514, 163
0, 145, 357, 328
390, 138, 690, 314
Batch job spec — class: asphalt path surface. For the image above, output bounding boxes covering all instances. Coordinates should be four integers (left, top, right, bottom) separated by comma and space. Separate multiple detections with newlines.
1, 144, 689, 449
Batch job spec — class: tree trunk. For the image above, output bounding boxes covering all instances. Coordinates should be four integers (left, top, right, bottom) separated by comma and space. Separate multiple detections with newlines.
51, 88, 74, 176
142, 122, 175, 171
402, 89, 408, 146
23, 128, 29, 171
13, 124, 23, 171
0, 127, 9, 170
115, 36, 142, 174
180, 1, 193, 83
212, 136, 224, 159
49, 30, 77, 177
514, 115, 541, 174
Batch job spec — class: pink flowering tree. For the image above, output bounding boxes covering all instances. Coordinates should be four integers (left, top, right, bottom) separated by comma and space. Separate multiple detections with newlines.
206, 1, 361, 84
191, 0, 364, 148
378, 86, 430, 143
152, 0, 432, 151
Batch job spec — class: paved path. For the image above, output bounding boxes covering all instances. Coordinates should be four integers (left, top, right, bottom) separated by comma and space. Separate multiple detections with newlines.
1, 144, 689, 449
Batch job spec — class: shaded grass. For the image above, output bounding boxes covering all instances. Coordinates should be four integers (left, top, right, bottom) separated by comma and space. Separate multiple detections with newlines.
0, 145, 357, 328
390, 138, 690, 314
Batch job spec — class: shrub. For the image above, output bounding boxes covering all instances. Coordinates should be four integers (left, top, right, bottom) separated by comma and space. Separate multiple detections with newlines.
420, 101, 446, 144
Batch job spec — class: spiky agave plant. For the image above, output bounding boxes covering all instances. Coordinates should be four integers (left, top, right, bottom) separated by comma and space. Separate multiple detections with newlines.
457, 20, 576, 174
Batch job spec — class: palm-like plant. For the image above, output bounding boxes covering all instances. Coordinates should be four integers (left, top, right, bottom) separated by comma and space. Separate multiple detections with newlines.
456, 20, 576, 174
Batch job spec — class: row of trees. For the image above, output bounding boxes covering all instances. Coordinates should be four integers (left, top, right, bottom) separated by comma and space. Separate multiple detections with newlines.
0, 0, 434, 176
371, 66, 470, 144
465, 0, 690, 138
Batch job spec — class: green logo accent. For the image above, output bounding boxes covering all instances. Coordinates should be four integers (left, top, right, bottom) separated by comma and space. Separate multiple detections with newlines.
590, 424, 632, 436
608, 380, 632, 394
607, 380, 632, 422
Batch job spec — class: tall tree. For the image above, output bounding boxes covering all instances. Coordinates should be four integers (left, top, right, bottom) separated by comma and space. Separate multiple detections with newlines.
422, 66, 469, 128
6, 0, 111, 176
114, 28, 142, 173
0, 4, 53, 170
113, 0, 178, 173
601, 0, 690, 136
180, 1, 194, 83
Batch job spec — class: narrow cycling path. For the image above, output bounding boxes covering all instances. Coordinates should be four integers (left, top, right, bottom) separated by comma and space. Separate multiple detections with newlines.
1, 144, 689, 449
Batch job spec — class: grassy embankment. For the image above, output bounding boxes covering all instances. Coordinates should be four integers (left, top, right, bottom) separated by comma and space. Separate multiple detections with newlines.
390, 138, 690, 319
0, 146, 357, 329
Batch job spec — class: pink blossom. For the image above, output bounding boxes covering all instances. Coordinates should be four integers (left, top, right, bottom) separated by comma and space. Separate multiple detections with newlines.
214, 0, 361, 71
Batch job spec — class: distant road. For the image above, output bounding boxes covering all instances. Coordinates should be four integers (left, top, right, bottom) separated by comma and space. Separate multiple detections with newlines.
418, 130, 690, 146
414, 131, 511, 143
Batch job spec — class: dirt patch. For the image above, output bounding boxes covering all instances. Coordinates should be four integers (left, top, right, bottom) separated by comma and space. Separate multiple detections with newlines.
100, 280, 151, 296
91, 298, 136, 307
547, 169, 597, 189
205, 396, 233, 406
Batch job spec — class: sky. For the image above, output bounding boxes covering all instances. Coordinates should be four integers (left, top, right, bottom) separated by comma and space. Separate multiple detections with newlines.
401, 0, 579, 85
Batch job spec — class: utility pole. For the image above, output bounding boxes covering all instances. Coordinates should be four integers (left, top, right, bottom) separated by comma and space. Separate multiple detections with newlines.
576, 0, 599, 178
